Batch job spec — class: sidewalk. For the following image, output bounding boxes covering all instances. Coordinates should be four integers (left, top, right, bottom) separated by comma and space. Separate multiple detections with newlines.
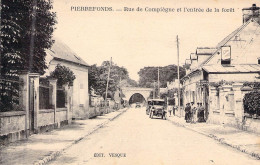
167, 115, 260, 160
0, 108, 128, 165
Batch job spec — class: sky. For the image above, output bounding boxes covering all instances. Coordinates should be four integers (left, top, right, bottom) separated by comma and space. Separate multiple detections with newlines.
52, 0, 259, 81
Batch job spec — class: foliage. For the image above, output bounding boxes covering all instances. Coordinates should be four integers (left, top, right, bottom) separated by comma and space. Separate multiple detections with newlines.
89, 61, 138, 97
209, 80, 234, 87
243, 91, 260, 116
1, 0, 56, 78
50, 64, 76, 87
0, 79, 21, 112
0, 0, 56, 111
243, 82, 260, 89
138, 65, 186, 88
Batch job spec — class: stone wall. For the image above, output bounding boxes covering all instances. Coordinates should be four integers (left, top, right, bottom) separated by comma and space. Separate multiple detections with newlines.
208, 83, 260, 134
0, 73, 73, 144
0, 111, 26, 144
38, 109, 55, 127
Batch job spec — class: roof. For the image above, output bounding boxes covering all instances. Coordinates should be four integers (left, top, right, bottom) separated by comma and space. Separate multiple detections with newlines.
242, 4, 260, 10
202, 64, 260, 73
196, 47, 217, 55
185, 59, 191, 65
190, 53, 197, 60
204, 18, 260, 65
183, 18, 260, 81
216, 20, 250, 48
46, 38, 89, 67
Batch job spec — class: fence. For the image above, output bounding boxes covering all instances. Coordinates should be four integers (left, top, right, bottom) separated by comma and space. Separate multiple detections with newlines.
0, 78, 20, 112
39, 78, 52, 109
0, 73, 73, 145
57, 87, 66, 108
208, 83, 260, 134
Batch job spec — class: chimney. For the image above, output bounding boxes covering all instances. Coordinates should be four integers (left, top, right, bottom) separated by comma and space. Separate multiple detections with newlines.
242, 4, 260, 24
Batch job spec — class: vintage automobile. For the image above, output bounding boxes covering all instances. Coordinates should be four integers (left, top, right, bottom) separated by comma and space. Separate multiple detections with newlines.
146, 99, 152, 115
149, 99, 167, 120
135, 102, 141, 108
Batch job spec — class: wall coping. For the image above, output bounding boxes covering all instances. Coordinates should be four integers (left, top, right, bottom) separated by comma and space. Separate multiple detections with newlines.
56, 108, 67, 112
0, 111, 26, 117
39, 109, 54, 114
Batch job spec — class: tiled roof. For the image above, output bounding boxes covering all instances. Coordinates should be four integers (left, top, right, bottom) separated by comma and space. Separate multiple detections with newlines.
46, 38, 89, 67
202, 64, 260, 73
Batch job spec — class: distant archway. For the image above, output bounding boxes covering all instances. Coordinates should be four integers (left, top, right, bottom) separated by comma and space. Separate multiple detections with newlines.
121, 87, 153, 103
129, 93, 146, 105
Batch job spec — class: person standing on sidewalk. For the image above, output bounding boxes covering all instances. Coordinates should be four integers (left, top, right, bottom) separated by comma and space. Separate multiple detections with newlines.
200, 103, 206, 122
190, 102, 197, 123
185, 103, 191, 123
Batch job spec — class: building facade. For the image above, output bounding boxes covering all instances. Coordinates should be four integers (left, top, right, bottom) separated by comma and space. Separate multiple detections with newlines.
182, 4, 260, 133
45, 39, 90, 119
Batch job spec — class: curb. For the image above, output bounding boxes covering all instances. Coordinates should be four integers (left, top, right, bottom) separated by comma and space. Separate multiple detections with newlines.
33, 108, 128, 165
167, 117, 260, 160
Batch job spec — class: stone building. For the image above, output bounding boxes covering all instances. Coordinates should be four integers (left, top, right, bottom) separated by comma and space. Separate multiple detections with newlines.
181, 4, 260, 133
45, 39, 90, 119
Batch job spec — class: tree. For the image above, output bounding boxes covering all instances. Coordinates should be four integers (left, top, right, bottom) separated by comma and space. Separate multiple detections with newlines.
138, 65, 186, 88
89, 61, 138, 97
0, 0, 56, 112
50, 64, 76, 87
1, 0, 56, 78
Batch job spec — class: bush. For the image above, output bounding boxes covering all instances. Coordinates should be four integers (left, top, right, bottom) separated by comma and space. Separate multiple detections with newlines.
243, 91, 260, 116
50, 64, 76, 87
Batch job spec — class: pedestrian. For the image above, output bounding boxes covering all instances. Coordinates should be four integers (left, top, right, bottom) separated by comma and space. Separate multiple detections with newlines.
168, 104, 173, 117
190, 102, 197, 123
197, 102, 201, 122
200, 103, 206, 122
184, 103, 191, 123
168, 108, 172, 116
197, 103, 204, 122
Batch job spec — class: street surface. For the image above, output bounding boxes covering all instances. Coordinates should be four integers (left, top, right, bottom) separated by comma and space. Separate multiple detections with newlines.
49, 107, 259, 165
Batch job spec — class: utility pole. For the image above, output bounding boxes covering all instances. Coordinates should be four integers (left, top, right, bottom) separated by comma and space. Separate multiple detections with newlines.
158, 67, 160, 98
153, 81, 155, 99
105, 57, 112, 113
177, 35, 181, 116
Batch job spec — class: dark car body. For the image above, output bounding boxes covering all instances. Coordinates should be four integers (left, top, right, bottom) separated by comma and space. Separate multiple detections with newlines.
135, 102, 141, 108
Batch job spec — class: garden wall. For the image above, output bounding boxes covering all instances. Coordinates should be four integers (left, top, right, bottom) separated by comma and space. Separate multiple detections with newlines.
0, 111, 27, 144
208, 83, 260, 134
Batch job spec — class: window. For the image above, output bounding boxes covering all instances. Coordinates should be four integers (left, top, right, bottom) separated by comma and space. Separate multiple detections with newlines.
258, 59, 260, 64
221, 46, 231, 65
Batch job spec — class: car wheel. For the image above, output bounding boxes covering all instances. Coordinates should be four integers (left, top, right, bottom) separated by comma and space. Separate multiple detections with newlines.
150, 112, 153, 119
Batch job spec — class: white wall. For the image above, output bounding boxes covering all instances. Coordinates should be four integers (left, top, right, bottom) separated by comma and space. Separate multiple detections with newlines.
48, 60, 89, 119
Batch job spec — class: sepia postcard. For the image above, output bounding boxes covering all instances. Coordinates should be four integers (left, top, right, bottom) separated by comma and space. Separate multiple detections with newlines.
0, 0, 260, 164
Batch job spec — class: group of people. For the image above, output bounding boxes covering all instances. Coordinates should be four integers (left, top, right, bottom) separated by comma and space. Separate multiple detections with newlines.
184, 102, 205, 123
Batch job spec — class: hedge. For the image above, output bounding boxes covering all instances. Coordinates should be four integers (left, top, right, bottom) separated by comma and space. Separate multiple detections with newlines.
243, 91, 260, 116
